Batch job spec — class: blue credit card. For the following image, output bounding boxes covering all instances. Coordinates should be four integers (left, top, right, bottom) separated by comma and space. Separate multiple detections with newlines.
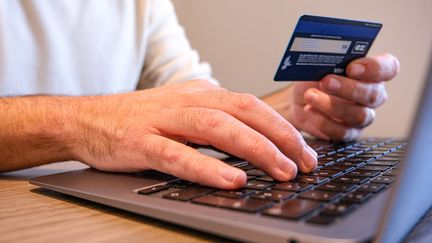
274, 15, 382, 81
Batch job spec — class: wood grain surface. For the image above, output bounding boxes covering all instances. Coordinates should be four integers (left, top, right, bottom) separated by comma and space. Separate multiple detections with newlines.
0, 162, 232, 243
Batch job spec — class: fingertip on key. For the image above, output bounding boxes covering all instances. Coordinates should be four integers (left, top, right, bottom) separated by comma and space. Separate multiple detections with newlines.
221, 167, 247, 189
302, 147, 318, 172
307, 145, 318, 157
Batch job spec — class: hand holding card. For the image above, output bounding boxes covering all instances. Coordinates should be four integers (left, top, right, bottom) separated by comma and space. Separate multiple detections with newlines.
274, 15, 382, 81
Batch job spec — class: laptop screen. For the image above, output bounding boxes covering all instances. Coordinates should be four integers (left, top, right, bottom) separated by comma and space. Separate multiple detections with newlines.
377, 55, 432, 243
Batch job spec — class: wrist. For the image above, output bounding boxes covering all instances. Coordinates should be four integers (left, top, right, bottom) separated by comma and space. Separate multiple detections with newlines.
0, 96, 85, 171
32, 96, 82, 162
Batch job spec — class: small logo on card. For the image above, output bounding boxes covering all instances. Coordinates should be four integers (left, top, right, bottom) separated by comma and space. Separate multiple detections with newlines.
352, 41, 369, 54
281, 56, 293, 70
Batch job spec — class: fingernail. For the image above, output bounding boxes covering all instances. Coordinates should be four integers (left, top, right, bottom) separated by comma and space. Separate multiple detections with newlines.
350, 64, 366, 76
302, 147, 317, 171
326, 78, 342, 91
276, 152, 297, 177
221, 168, 245, 184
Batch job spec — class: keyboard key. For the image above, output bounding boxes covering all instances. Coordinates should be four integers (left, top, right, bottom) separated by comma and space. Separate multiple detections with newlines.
256, 176, 275, 182
334, 175, 369, 184
362, 151, 385, 156
339, 161, 365, 167
224, 157, 247, 166
213, 189, 255, 199
392, 164, 403, 170
299, 190, 340, 202
329, 154, 347, 162
358, 165, 390, 171
168, 180, 195, 189
251, 190, 295, 202
311, 170, 342, 178
357, 183, 385, 193
326, 150, 337, 156
316, 182, 356, 192
344, 148, 364, 156
324, 164, 355, 172
244, 180, 273, 190
371, 176, 396, 184
319, 157, 336, 164
318, 157, 334, 164
163, 187, 215, 201
375, 156, 402, 161
320, 202, 355, 216
346, 170, 379, 178
344, 157, 368, 163
238, 163, 255, 171
192, 196, 272, 213
137, 184, 169, 195
307, 215, 335, 225
273, 182, 312, 192
263, 199, 321, 219
383, 169, 400, 176
368, 160, 399, 166
246, 169, 266, 176
296, 175, 329, 184
354, 155, 375, 163
341, 191, 372, 204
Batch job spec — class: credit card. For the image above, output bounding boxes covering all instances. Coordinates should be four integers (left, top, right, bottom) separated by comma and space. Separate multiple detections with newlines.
274, 15, 382, 81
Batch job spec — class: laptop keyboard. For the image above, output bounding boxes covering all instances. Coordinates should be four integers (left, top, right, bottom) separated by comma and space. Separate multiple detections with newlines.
136, 138, 406, 225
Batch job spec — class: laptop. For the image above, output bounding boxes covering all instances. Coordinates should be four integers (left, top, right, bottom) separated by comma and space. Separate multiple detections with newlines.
30, 58, 432, 242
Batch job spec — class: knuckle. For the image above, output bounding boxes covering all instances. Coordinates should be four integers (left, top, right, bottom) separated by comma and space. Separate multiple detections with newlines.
197, 109, 229, 132
244, 134, 269, 158
368, 87, 379, 106
179, 155, 204, 182
279, 125, 303, 145
235, 93, 260, 112
351, 81, 363, 101
367, 84, 387, 107
158, 140, 181, 167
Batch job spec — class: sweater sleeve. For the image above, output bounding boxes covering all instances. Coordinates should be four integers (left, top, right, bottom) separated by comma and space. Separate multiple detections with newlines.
137, 0, 219, 89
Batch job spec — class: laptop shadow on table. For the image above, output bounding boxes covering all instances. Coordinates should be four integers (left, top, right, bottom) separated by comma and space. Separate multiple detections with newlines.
30, 187, 237, 243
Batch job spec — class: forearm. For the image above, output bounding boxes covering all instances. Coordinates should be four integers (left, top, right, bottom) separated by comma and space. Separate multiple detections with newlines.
0, 96, 79, 172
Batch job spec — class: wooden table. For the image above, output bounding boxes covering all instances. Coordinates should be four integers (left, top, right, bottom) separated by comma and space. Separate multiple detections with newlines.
1, 162, 430, 243
0, 162, 231, 243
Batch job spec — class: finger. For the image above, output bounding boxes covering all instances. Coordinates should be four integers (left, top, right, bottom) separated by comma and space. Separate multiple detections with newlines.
142, 134, 247, 189
346, 53, 400, 82
302, 105, 362, 141
304, 88, 376, 127
191, 90, 318, 173
319, 75, 388, 108
157, 107, 299, 180
290, 82, 320, 105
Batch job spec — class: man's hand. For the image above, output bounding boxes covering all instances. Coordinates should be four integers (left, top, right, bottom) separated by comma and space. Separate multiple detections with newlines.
0, 80, 317, 189
263, 53, 400, 141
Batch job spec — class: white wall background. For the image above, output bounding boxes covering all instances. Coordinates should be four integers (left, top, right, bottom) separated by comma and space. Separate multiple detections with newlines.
172, 0, 432, 138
